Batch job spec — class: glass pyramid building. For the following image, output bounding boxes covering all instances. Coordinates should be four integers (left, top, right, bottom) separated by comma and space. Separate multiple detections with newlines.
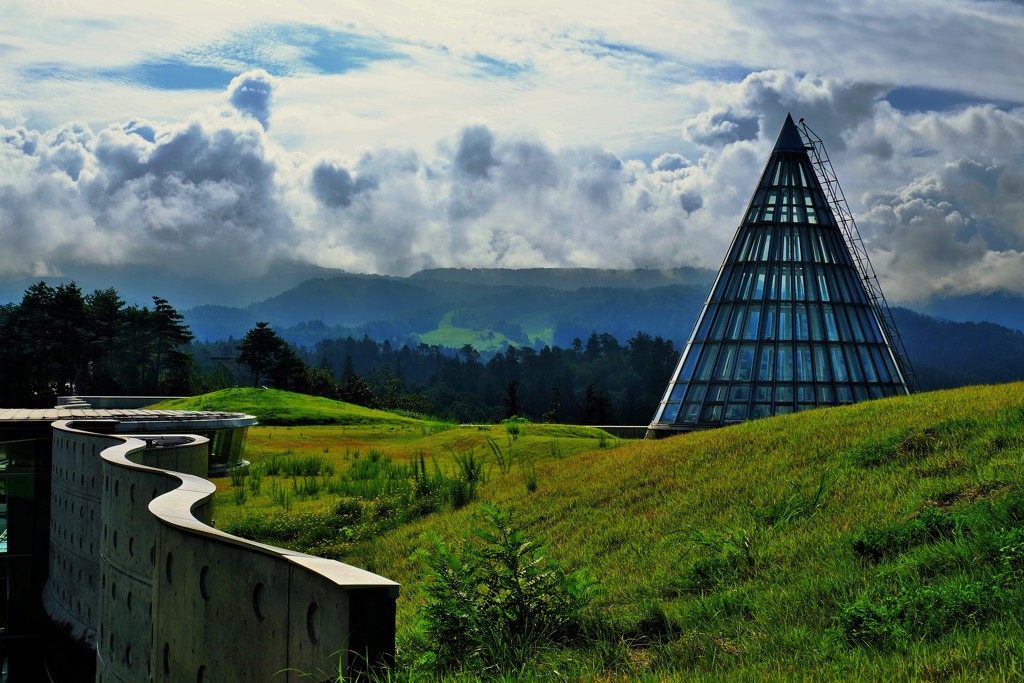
649, 114, 912, 434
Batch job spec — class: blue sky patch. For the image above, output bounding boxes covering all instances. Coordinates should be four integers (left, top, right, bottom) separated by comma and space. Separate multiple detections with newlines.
589, 39, 663, 62
23, 23, 406, 93
98, 61, 239, 91
885, 86, 1022, 112
471, 54, 530, 79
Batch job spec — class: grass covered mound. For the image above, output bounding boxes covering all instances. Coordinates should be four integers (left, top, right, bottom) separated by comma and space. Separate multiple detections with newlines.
148, 387, 422, 426
349, 383, 1024, 681
203, 382, 1024, 680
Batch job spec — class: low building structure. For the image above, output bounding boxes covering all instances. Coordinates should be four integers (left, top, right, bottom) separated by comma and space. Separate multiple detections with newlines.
0, 407, 398, 681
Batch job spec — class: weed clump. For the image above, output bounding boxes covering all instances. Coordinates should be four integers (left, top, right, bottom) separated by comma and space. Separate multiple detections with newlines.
416, 505, 594, 673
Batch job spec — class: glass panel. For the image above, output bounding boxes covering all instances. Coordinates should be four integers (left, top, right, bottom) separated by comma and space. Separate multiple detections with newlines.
781, 231, 790, 261
727, 305, 746, 340
762, 304, 777, 340
869, 385, 884, 399
823, 305, 839, 341
734, 232, 754, 261
775, 385, 794, 402
834, 306, 853, 340
736, 344, 755, 381
710, 305, 732, 339
738, 270, 754, 297
678, 346, 701, 379
681, 403, 701, 423
724, 404, 748, 421
831, 346, 848, 381
669, 383, 688, 401
751, 404, 772, 418
797, 385, 815, 402
858, 308, 880, 343
767, 267, 780, 300
777, 347, 794, 381
714, 345, 737, 380
707, 384, 729, 401
817, 234, 831, 263
780, 266, 791, 300
722, 266, 743, 300
836, 386, 853, 403
795, 304, 810, 340
795, 345, 813, 381
729, 385, 750, 402
859, 346, 879, 382
744, 307, 761, 340
834, 268, 853, 301
774, 405, 794, 415
871, 346, 893, 384
779, 303, 793, 340
760, 233, 772, 260
757, 347, 774, 381
701, 404, 723, 422
844, 270, 867, 304
804, 264, 818, 301
685, 384, 707, 402
694, 344, 719, 381
853, 386, 869, 402
816, 385, 834, 403
752, 267, 767, 299
848, 306, 866, 342
845, 346, 864, 382
793, 266, 806, 300
792, 229, 802, 260
808, 304, 824, 341
813, 344, 831, 381
754, 385, 772, 402
695, 305, 717, 341
659, 403, 681, 423
817, 272, 830, 301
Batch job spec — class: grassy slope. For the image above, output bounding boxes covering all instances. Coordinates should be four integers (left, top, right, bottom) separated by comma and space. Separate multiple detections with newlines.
189, 384, 1024, 680
346, 383, 1024, 680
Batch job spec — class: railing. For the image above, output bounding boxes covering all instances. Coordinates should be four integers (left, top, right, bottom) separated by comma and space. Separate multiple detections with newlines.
796, 118, 919, 392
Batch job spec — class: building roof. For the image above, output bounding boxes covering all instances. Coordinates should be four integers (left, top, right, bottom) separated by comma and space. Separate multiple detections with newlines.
0, 408, 256, 430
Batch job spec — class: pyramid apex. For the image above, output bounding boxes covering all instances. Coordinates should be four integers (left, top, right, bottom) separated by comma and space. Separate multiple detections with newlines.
772, 113, 806, 152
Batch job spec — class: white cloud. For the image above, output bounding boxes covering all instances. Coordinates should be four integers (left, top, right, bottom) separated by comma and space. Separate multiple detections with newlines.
2, 2, 1024, 305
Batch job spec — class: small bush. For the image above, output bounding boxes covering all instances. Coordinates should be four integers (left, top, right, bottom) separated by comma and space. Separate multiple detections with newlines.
417, 505, 594, 673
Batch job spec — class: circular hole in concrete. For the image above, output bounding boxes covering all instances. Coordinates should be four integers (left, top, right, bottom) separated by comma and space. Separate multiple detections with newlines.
306, 602, 320, 644
252, 582, 267, 621
199, 566, 211, 601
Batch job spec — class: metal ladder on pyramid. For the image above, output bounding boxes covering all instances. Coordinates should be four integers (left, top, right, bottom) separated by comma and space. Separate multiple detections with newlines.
796, 118, 919, 392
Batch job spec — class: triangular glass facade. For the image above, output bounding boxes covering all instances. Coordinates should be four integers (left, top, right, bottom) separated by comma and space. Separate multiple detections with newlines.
650, 114, 910, 433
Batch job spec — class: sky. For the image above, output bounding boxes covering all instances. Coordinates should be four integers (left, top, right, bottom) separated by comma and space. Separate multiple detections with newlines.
1, 0, 1023, 304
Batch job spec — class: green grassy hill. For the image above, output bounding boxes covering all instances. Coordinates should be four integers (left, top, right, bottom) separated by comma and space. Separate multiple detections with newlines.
149, 388, 423, 426
193, 384, 1024, 680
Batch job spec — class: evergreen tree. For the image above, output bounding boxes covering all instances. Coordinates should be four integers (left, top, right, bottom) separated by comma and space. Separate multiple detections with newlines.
151, 297, 195, 393
237, 322, 285, 387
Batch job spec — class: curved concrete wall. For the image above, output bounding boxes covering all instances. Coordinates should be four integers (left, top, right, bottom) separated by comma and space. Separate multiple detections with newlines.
46, 420, 398, 683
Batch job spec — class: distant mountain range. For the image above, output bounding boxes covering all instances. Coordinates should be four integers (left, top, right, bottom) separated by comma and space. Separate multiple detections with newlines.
3, 265, 1024, 390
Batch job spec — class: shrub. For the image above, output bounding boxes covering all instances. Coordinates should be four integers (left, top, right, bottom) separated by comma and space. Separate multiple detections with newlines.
417, 505, 594, 673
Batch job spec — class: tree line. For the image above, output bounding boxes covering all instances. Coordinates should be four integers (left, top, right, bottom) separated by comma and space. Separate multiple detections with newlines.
0, 281, 678, 423
213, 325, 678, 425
0, 282, 194, 407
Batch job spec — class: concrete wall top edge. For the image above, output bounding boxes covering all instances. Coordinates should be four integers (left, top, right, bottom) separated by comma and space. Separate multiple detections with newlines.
54, 420, 398, 592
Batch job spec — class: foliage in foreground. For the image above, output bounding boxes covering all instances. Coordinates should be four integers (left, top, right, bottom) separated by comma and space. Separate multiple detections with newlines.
415, 506, 594, 674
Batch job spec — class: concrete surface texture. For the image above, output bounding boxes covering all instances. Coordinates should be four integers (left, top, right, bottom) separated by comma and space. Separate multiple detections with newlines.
45, 419, 398, 682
